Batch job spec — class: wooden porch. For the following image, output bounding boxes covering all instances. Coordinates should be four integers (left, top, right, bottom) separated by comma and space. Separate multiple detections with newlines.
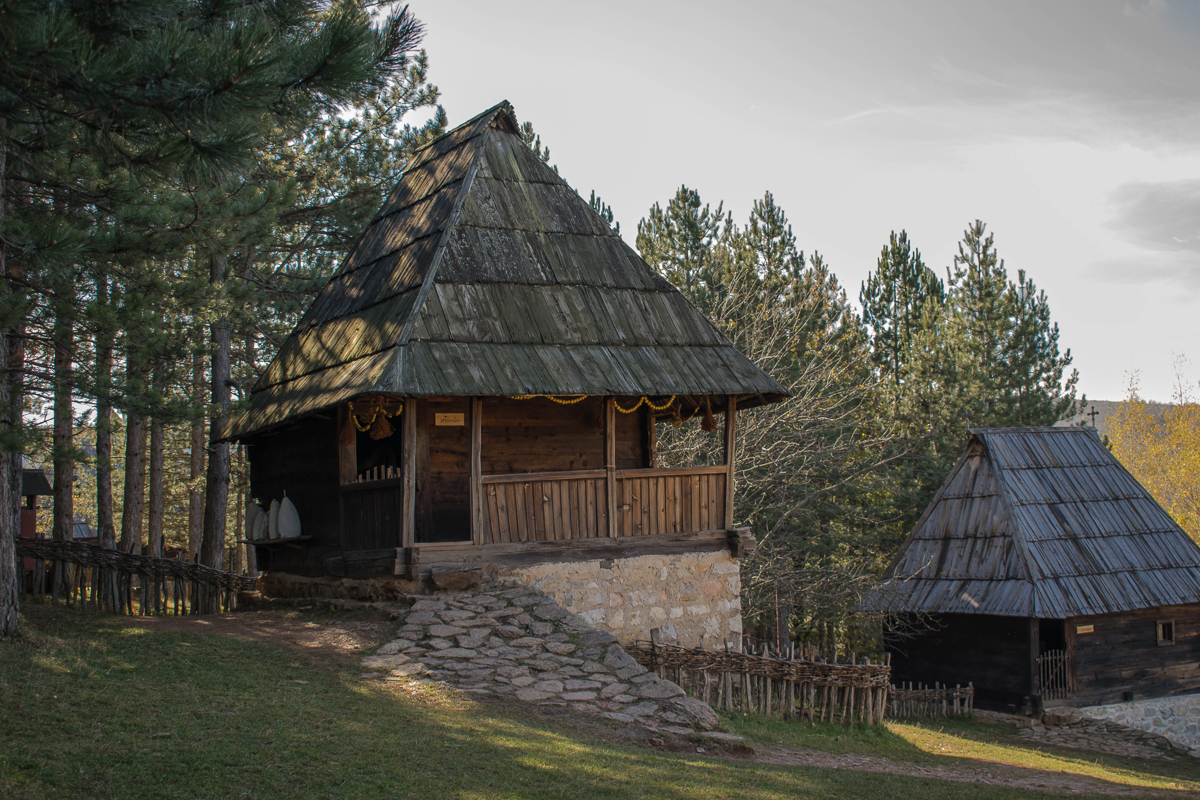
319, 394, 746, 578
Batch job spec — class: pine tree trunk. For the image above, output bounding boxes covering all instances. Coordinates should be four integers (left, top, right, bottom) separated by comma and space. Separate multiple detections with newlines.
201, 255, 231, 576
52, 321, 74, 597
0, 116, 22, 638
119, 359, 147, 552
147, 419, 164, 558
95, 278, 116, 549
188, 352, 204, 560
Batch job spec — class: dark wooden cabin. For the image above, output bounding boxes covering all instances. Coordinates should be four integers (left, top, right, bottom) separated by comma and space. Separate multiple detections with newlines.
858, 427, 1200, 712
224, 102, 786, 584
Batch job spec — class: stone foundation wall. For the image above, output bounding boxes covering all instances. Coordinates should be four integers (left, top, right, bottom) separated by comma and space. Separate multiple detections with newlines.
499, 550, 742, 648
1082, 693, 1200, 748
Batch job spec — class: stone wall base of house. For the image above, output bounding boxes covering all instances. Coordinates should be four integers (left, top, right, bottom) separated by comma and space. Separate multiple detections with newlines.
497, 550, 743, 648
1082, 693, 1200, 750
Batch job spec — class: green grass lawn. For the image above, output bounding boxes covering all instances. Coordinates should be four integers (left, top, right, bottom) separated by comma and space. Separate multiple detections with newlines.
2, 603, 1197, 799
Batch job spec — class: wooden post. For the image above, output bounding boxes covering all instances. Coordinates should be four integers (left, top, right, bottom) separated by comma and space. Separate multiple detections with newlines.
646, 407, 657, 468
470, 397, 483, 545
605, 397, 617, 538
338, 403, 356, 484
401, 398, 417, 550
723, 395, 737, 530
1029, 617, 1040, 702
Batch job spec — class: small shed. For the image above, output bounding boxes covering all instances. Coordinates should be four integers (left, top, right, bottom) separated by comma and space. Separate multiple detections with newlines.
224, 102, 785, 644
20, 468, 52, 584
859, 427, 1200, 711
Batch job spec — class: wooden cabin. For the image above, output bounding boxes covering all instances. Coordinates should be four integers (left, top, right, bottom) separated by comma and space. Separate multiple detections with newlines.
858, 427, 1200, 712
224, 102, 785, 634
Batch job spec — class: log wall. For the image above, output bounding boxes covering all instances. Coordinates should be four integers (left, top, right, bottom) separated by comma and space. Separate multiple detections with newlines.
480, 397, 644, 473
1071, 604, 1200, 706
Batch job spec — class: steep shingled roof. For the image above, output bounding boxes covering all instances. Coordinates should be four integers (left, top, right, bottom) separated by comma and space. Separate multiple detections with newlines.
858, 427, 1200, 618
226, 102, 786, 439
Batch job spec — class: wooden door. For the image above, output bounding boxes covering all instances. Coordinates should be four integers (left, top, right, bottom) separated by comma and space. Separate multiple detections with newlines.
416, 399, 471, 542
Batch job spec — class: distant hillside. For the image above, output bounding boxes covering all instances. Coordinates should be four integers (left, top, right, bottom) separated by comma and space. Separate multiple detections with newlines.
1055, 399, 1173, 439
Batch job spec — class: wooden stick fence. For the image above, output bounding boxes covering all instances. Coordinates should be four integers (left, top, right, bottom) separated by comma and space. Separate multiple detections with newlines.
887, 682, 974, 718
623, 639, 892, 726
16, 538, 256, 616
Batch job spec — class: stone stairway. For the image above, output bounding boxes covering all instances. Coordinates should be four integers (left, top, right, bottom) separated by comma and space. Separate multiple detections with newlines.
361, 584, 733, 738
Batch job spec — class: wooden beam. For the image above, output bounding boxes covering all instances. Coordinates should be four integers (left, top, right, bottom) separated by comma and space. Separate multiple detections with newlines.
470, 396, 483, 546
724, 395, 737, 530
338, 402, 356, 485
401, 398, 417, 549
605, 397, 617, 538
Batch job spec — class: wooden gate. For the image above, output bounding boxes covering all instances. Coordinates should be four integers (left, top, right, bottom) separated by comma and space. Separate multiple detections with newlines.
1037, 649, 1074, 700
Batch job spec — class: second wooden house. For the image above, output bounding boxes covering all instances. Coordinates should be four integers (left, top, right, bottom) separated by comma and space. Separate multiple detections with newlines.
223, 102, 787, 647
859, 426, 1200, 717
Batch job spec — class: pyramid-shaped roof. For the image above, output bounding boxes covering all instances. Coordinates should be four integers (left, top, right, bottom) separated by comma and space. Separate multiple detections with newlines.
858, 427, 1200, 618
227, 102, 786, 439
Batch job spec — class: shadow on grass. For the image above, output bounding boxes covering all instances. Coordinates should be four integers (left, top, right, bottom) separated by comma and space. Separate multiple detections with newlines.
0, 605, 1162, 800
722, 708, 1200, 796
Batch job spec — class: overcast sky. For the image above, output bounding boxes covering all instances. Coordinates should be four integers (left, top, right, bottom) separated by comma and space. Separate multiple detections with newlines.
404, 0, 1200, 403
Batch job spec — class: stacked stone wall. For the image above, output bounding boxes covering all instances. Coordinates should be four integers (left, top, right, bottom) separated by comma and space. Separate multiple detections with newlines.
1082, 693, 1200, 749
501, 550, 742, 648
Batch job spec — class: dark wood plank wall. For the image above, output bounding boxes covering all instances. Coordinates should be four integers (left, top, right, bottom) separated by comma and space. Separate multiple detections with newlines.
247, 416, 340, 576
480, 397, 644, 474
340, 480, 403, 551
416, 398, 471, 542
887, 613, 1032, 710
1071, 604, 1200, 706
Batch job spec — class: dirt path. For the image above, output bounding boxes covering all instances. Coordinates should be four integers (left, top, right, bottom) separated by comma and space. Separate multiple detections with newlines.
129, 607, 1199, 798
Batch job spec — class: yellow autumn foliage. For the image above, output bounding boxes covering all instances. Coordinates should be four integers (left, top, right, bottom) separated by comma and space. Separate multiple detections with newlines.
1108, 366, 1200, 544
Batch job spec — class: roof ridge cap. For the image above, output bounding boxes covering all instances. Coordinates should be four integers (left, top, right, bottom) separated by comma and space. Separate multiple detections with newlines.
408, 100, 514, 162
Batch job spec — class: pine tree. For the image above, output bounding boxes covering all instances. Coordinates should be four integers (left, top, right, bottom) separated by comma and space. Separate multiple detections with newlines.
636, 186, 729, 314
860, 231, 944, 397
0, 0, 432, 628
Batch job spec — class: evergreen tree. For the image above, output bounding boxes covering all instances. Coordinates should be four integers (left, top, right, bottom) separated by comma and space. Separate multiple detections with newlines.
860, 231, 944, 397
636, 186, 729, 314
641, 189, 898, 652
0, 0, 431, 630
945, 220, 1081, 430
588, 190, 620, 237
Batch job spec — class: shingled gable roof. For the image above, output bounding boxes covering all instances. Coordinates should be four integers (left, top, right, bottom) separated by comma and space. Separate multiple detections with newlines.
858, 426, 1200, 619
226, 101, 786, 439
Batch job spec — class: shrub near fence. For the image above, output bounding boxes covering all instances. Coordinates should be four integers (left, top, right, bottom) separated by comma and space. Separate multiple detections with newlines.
624, 639, 891, 726
16, 538, 256, 615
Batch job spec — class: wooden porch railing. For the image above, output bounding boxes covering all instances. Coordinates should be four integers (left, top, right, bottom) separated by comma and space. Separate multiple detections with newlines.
480, 466, 727, 544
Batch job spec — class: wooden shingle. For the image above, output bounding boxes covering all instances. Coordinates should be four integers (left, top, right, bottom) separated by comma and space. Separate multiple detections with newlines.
858, 427, 1200, 618
226, 101, 784, 439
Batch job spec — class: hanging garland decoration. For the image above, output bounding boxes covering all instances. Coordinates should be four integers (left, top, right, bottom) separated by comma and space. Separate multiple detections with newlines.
614, 395, 676, 414
507, 394, 589, 405
350, 396, 403, 440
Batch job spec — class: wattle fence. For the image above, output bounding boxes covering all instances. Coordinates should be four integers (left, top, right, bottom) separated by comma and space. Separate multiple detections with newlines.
16, 538, 256, 615
624, 639, 892, 726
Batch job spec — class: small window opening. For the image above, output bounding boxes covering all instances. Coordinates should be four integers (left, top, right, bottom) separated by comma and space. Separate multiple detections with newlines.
1157, 619, 1176, 646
